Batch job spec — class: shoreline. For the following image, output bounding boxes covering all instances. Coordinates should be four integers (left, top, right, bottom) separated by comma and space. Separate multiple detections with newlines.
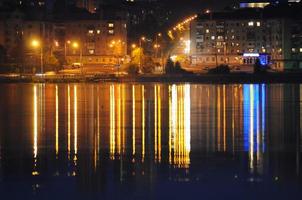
0, 72, 302, 84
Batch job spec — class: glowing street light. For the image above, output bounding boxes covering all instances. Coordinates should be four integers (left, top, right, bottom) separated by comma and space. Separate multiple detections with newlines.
71, 41, 83, 74
31, 39, 43, 74
131, 44, 137, 49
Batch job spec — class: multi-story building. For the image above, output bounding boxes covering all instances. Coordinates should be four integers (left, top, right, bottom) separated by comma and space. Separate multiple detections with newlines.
53, 18, 127, 65
190, 3, 302, 70
0, 3, 128, 68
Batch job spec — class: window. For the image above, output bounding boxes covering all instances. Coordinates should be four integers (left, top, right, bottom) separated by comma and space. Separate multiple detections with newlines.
88, 30, 94, 34
248, 21, 254, 27
108, 23, 114, 28
300, 48, 302, 53
108, 30, 114, 35
89, 50, 94, 54
256, 22, 261, 27
211, 36, 215, 40
205, 29, 209, 33
97, 30, 101, 34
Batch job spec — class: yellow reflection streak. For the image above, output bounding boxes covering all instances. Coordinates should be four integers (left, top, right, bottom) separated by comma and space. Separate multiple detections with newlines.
168, 85, 191, 168
132, 85, 136, 157
67, 85, 71, 160
117, 85, 121, 156
74, 85, 78, 162
158, 85, 162, 163
55, 85, 59, 157
110, 85, 115, 160
142, 85, 145, 162
32, 85, 39, 176
249, 85, 254, 172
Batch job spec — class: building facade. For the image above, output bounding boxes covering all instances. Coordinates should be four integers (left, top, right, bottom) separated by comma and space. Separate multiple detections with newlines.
0, 4, 128, 69
190, 4, 302, 71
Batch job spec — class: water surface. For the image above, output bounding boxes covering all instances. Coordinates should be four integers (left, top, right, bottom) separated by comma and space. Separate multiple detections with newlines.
0, 83, 301, 199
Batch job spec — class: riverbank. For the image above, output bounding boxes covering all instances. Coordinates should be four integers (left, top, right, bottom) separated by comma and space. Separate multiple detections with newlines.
0, 72, 302, 84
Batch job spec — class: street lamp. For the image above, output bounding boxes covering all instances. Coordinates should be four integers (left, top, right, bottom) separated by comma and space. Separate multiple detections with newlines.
139, 36, 145, 69
31, 39, 43, 74
72, 41, 83, 74
64, 40, 71, 63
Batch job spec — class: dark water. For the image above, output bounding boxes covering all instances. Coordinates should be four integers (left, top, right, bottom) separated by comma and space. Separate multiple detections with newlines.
0, 83, 301, 199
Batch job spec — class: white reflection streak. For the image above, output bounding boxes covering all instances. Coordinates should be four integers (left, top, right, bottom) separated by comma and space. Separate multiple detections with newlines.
56, 85, 59, 157
184, 84, 191, 153
33, 85, 38, 159
249, 85, 254, 172
171, 85, 177, 139
32, 85, 39, 176
74, 85, 78, 157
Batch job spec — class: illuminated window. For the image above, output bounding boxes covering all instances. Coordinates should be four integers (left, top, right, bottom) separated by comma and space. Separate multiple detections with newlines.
88, 30, 94, 34
211, 36, 215, 40
300, 48, 302, 53
108, 23, 114, 28
248, 21, 254, 26
89, 49, 94, 54
292, 48, 296, 52
256, 22, 261, 27
108, 30, 114, 35
205, 29, 209, 33
97, 30, 101, 34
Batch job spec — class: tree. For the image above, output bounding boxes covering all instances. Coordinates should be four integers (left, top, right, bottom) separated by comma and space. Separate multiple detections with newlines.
165, 58, 174, 74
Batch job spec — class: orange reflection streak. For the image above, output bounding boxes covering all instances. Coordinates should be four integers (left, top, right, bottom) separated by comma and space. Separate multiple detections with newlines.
55, 85, 59, 157
217, 86, 221, 151
132, 85, 136, 157
154, 86, 157, 161
110, 85, 115, 160
223, 85, 226, 152
67, 85, 71, 160
168, 85, 172, 164
142, 85, 145, 162
97, 87, 100, 165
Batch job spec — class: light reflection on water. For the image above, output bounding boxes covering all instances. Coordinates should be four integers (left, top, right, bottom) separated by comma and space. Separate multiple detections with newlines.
0, 83, 301, 199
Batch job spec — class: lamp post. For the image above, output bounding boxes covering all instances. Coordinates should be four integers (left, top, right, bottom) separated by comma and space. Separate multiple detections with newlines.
155, 33, 161, 59
31, 39, 43, 74
139, 36, 145, 70
72, 42, 83, 74
64, 40, 71, 63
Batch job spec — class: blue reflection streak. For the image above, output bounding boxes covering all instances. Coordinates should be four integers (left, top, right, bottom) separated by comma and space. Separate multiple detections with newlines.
243, 84, 266, 152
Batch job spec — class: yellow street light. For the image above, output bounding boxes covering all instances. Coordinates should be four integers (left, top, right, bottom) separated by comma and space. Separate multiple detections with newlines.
72, 42, 79, 49
131, 44, 137, 49
31, 39, 40, 48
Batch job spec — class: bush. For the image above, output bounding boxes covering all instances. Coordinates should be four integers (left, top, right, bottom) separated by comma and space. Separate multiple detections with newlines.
165, 59, 192, 74
208, 64, 230, 74
127, 64, 139, 75
254, 58, 268, 74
